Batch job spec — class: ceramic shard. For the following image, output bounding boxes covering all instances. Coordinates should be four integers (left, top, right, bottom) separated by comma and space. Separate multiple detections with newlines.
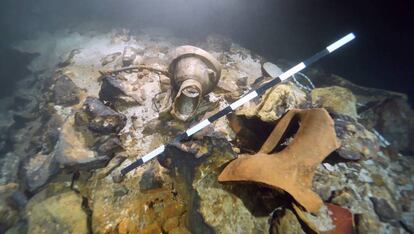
219, 108, 341, 213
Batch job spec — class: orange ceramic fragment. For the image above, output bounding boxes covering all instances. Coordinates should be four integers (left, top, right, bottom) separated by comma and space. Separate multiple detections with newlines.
324, 203, 354, 234
219, 108, 341, 213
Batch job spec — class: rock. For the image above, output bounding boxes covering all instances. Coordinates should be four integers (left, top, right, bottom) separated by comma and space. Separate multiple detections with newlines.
99, 76, 145, 110
117, 218, 137, 234
113, 185, 129, 197
313, 184, 333, 202
94, 136, 123, 157
169, 226, 191, 234
271, 208, 305, 234
139, 168, 164, 192
355, 213, 381, 234
162, 216, 180, 232
95, 154, 126, 179
331, 189, 356, 209
122, 46, 137, 66
8, 191, 28, 210
26, 191, 88, 234
90, 167, 188, 234
162, 137, 271, 233
309, 72, 405, 106
22, 153, 59, 192
370, 197, 398, 222
401, 212, 414, 233
75, 96, 126, 134
311, 86, 358, 119
237, 84, 307, 122
55, 116, 108, 168
333, 114, 380, 160
292, 203, 334, 233
399, 189, 414, 212
361, 98, 414, 154
39, 114, 64, 154
0, 185, 20, 231
23, 113, 112, 191
4, 221, 28, 234
52, 75, 81, 106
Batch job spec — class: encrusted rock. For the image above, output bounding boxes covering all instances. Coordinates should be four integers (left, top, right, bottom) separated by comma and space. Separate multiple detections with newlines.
22, 153, 59, 192
401, 212, 414, 233
139, 167, 164, 192
237, 84, 307, 122
333, 114, 380, 160
0, 184, 21, 231
355, 213, 381, 234
360, 98, 414, 154
38, 114, 64, 154
331, 189, 356, 209
75, 96, 126, 134
52, 75, 81, 106
292, 203, 335, 233
161, 137, 270, 233
370, 197, 398, 222
271, 208, 305, 234
99, 76, 145, 109
94, 135, 123, 157
55, 116, 109, 168
90, 166, 188, 234
311, 86, 358, 119
26, 191, 88, 234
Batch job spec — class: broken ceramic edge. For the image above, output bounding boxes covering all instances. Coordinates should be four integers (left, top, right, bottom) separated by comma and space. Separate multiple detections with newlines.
170, 79, 203, 121
218, 108, 341, 214
167, 45, 222, 121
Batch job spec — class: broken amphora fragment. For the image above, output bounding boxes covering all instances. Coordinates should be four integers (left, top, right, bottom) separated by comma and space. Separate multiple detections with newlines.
219, 108, 341, 213
167, 45, 221, 121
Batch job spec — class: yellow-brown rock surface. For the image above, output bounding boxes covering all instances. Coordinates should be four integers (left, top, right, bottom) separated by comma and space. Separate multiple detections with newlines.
219, 108, 340, 213
311, 86, 357, 119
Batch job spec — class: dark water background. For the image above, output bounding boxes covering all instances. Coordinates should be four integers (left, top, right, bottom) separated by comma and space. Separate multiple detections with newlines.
0, 0, 413, 104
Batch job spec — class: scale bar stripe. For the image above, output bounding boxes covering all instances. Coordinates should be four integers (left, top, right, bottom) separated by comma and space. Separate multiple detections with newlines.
230, 91, 258, 110
208, 106, 232, 122
303, 49, 330, 66
121, 32, 356, 175
255, 77, 281, 95
327, 33, 355, 52
141, 145, 165, 163
186, 119, 211, 136
121, 159, 144, 175
279, 62, 306, 81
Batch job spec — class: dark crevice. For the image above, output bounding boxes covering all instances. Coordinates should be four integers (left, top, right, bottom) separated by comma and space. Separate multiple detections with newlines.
81, 196, 93, 234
